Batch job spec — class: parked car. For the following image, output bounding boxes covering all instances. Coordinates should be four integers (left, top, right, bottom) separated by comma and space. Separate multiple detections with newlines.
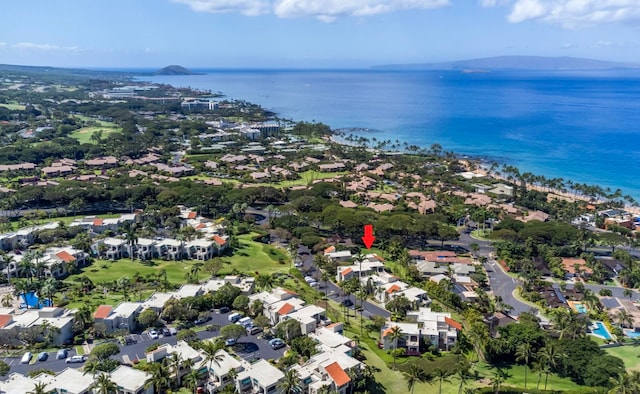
228, 313, 242, 323
225, 338, 237, 346
341, 299, 353, 307
294, 261, 303, 268
66, 355, 86, 364
56, 349, 68, 360
219, 306, 230, 314
194, 316, 212, 325
149, 329, 159, 339
269, 338, 285, 349
21, 352, 32, 364
248, 326, 263, 335
37, 352, 48, 362
304, 276, 315, 283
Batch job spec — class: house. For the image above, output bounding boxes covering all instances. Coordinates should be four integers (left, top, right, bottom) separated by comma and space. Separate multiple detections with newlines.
284, 305, 327, 334
109, 365, 153, 394
94, 302, 143, 333
206, 349, 244, 392
381, 322, 423, 356
405, 307, 460, 351
186, 239, 216, 261
47, 367, 95, 394
0, 307, 75, 346
235, 359, 284, 394
335, 260, 385, 282
293, 348, 361, 394
561, 258, 593, 278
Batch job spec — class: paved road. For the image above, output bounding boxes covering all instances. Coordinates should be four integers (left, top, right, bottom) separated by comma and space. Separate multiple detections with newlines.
3, 308, 286, 377
297, 246, 391, 320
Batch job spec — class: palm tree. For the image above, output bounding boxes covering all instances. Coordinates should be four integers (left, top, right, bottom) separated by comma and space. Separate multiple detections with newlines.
388, 326, 403, 370
201, 340, 225, 376
83, 359, 102, 378
123, 223, 138, 260
74, 304, 93, 333
144, 360, 172, 394
609, 372, 636, 394
1, 293, 13, 307
92, 373, 117, 394
538, 345, 559, 390
515, 342, 533, 389
183, 369, 204, 394
277, 369, 302, 394
17, 254, 35, 283
158, 269, 168, 291
12, 278, 30, 306
616, 309, 634, 328
39, 277, 57, 306
456, 363, 470, 394
433, 368, 452, 394
170, 352, 184, 388
0, 253, 14, 284
255, 273, 275, 291
27, 382, 48, 394
117, 276, 131, 301
403, 363, 429, 394
490, 368, 508, 394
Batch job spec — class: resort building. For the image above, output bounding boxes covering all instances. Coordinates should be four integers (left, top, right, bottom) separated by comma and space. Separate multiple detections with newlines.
235, 359, 284, 394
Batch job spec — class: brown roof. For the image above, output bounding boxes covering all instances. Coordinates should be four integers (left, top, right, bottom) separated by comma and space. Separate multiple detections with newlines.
324, 362, 351, 387
341, 267, 353, 276
187, 212, 197, 219
277, 303, 295, 316
386, 284, 401, 294
445, 317, 462, 331
94, 305, 113, 319
0, 314, 12, 328
55, 251, 76, 263
93, 218, 104, 226
213, 235, 227, 246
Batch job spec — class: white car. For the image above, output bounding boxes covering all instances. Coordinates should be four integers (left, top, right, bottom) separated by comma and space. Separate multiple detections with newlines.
294, 261, 303, 268
304, 276, 315, 283
149, 330, 159, 339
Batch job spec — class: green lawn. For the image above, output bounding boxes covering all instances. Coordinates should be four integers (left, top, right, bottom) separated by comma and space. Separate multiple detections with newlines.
258, 170, 348, 188
0, 103, 26, 110
72, 115, 117, 127
218, 233, 290, 275
70, 126, 121, 144
605, 345, 640, 371
474, 363, 583, 392
11, 213, 122, 231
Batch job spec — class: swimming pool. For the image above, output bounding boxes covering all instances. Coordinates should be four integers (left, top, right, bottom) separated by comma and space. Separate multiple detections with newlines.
574, 303, 587, 314
21, 292, 52, 309
625, 330, 640, 339
591, 321, 612, 340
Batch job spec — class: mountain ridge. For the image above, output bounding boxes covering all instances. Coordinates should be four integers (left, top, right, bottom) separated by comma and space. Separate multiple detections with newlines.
373, 56, 640, 71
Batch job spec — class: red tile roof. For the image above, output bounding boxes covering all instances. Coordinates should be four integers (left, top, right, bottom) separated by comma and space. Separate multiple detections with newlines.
341, 267, 353, 276
325, 362, 351, 387
277, 303, 295, 316
187, 212, 197, 219
324, 246, 336, 254
445, 317, 462, 331
0, 314, 12, 328
386, 284, 401, 294
94, 305, 113, 319
55, 251, 76, 263
213, 235, 227, 246
93, 218, 104, 226
195, 223, 206, 230
382, 326, 397, 338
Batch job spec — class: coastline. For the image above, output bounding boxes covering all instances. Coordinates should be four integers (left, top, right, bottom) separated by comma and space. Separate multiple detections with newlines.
328, 132, 640, 215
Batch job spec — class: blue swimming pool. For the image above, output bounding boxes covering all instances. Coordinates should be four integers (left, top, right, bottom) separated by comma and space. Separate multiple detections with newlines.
591, 321, 612, 340
574, 303, 588, 314
625, 330, 640, 339
21, 292, 52, 309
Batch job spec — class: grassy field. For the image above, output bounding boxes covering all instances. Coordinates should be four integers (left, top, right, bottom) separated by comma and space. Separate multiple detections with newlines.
0, 102, 26, 110
70, 126, 121, 144
72, 115, 117, 127
9, 213, 122, 231
217, 233, 290, 275
605, 345, 640, 371
257, 170, 348, 188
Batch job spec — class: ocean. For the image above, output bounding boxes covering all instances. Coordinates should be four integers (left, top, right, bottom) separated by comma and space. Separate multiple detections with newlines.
140, 69, 640, 201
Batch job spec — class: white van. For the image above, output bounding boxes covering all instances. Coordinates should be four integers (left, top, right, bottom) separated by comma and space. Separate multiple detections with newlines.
238, 317, 252, 327
21, 352, 32, 364
228, 312, 241, 323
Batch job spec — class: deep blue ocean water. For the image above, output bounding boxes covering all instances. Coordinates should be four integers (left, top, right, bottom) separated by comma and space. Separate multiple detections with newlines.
141, 69, 640, 201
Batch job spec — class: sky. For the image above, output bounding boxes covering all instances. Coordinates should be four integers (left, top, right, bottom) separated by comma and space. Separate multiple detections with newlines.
0, 0, 639, 68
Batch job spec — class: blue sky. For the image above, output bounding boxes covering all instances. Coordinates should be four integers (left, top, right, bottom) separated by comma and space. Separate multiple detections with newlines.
0, 0, 639, 68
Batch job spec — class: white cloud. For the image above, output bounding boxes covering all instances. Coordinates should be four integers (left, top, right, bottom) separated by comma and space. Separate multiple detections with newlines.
171, 0, 272, 16
504, 0, 640, 28
0, 42, 6, 49
172, 0, 450, 20
13, 42, 79, 51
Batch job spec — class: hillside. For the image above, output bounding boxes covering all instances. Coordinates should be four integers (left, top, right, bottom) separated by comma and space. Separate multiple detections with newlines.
373, 56, 640, 71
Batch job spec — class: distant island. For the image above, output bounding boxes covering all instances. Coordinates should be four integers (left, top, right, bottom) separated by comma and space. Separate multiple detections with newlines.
373, 55, 640, 71
154, 65, 199, 75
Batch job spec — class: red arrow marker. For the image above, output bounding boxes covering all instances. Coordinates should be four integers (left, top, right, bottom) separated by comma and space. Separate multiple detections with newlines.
362, 224, 375, 249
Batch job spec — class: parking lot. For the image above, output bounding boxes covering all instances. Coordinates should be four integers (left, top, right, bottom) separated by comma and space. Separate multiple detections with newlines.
2, 307, 287, 377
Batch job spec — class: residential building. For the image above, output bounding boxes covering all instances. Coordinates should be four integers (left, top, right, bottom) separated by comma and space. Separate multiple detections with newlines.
94, 302, 143, 333
109, 365, 153, 394
235, 359, 284, 394
206, 349, 244, 393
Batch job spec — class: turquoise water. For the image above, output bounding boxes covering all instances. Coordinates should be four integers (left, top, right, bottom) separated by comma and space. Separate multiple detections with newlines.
592, 321, 612, 340
574, 303, 587, 314
21, 292, 52, 309
625, 330, 640, 338
141, 70, 640, 200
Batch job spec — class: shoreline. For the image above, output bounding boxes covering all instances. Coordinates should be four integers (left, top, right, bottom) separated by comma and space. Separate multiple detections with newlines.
328, 132, 640, 215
